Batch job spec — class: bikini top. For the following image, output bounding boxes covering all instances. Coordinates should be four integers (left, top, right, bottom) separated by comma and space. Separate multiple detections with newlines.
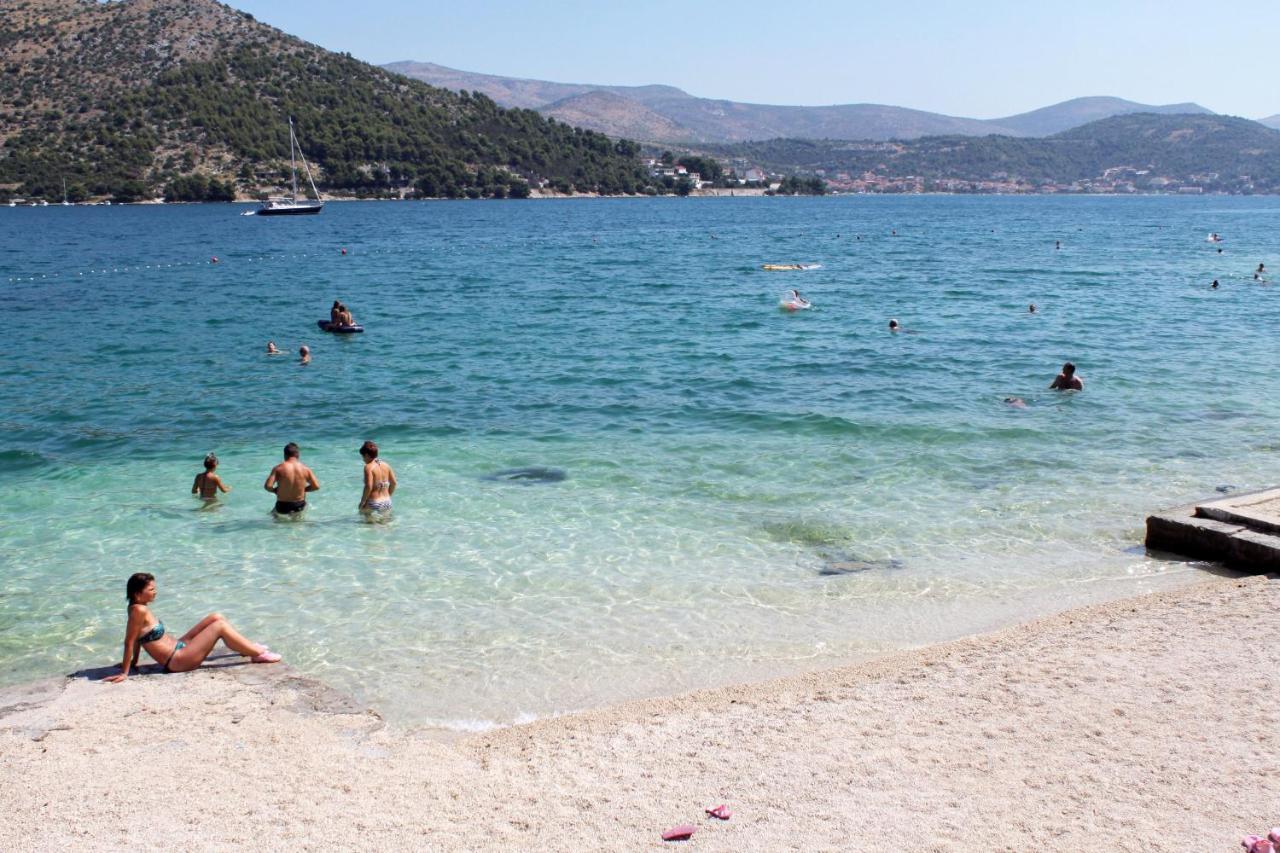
138, 620, 165, 643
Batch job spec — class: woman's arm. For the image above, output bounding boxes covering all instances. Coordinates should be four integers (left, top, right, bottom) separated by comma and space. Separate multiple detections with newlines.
104, 608, 144, 683
192, 474, 202, 495
359, 463, 373, 509
215, 474, 231, 494
387, 464, 397, 496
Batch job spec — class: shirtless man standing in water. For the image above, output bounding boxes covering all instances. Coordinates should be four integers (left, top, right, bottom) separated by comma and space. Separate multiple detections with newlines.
1049, 361, 1084, 391
264, 442, 319, 517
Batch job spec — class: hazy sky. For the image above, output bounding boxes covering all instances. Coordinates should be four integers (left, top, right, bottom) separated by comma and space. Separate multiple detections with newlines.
226, 1, 1277, 119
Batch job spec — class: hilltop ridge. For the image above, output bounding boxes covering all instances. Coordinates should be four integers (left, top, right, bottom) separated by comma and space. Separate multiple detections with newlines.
0, 0, 648, 201
386, 61, 1222, 145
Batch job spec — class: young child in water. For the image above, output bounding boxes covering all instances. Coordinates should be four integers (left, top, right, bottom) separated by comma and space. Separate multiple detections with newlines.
192, 454, 231, 501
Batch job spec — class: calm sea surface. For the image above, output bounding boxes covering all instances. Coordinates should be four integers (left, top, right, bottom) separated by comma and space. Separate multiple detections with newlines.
1, 196, 1275, 728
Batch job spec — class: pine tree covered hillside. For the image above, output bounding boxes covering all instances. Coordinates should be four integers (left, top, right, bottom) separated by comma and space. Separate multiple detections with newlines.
0, 0, 648, 201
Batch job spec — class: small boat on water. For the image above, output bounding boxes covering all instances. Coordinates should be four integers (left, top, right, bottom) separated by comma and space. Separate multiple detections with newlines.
247, 117, 324, 217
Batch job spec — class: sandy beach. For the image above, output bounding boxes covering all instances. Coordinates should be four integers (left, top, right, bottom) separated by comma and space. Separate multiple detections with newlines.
2, 574, 1277, 851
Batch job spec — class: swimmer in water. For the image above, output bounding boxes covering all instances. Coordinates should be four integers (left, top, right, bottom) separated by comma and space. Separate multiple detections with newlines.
1212, 279, 1219, 289
192, 453, 230, 501
1004, 397, 1027, 409
786, 289, 811, 308
888, 319, 900, 332
266, 341, 280, 355
1055, 240, 1061, 250
1029, 304, 1037, 314
1049, 361, 1083, 391
299, 345, 311, 365
1256, 263, 1266, 281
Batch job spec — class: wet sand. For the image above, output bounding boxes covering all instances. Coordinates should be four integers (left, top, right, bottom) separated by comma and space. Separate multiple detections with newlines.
2, 575, 1277, 851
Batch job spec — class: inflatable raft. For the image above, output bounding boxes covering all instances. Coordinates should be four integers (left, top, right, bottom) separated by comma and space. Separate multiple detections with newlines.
317, 320, 364, 334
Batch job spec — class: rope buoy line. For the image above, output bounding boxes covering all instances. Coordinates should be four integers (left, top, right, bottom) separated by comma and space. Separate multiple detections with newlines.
1, 245, 470, 284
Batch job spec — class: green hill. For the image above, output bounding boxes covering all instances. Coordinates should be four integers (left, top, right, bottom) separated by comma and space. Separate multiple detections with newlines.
0, 0, 647, 201
711, 114, 1280, 192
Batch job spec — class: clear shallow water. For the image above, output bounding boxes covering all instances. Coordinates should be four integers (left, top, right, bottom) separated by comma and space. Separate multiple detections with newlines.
1, 196, 1275, 728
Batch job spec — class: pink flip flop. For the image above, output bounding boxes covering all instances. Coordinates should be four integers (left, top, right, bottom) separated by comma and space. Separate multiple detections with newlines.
662, 825, 696, 842
705, 805, 732, 820
251, 650, 282, 663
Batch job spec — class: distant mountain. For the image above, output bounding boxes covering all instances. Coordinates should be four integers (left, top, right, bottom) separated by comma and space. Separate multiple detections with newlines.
994, 96, 1214, 136
0, 0, 648, 201
387, 61, 1019, 142
1260, 115, 1280, 130
709, 114, 1280, 192
540, 91, 695, 144
385, 62, 1222, 145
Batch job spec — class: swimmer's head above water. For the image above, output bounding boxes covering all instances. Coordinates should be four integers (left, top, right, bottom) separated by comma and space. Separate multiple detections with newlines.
888, 319, 899, 331
203, 453, 218, 471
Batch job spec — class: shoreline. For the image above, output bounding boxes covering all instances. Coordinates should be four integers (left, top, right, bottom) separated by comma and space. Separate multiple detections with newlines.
3, 575, 1277, 850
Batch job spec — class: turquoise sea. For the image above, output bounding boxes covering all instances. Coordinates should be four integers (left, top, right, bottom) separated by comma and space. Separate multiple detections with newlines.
1, 196, 1275, 728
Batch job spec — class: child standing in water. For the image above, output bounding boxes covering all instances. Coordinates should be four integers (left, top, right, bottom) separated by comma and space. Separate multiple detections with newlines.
192, 454, 231, 501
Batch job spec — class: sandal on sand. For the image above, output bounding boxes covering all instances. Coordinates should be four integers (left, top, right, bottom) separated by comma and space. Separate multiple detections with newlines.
661, 825, 696, 842
251, 650, 282, 663
705, 805, 732, 820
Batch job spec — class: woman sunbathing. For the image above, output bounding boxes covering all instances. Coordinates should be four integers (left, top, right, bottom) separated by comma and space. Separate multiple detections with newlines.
103, 573, 280, 682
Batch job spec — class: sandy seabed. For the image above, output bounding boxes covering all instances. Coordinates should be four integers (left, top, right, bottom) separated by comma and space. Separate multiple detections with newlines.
2, 575, 1277, 852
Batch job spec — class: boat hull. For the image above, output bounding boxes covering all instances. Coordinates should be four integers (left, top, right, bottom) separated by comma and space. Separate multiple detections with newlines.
255, 203, 324, 216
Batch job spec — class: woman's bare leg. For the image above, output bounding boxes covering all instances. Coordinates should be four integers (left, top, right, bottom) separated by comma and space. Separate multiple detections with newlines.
167, 617, 265, 672
179, 612, 223, 643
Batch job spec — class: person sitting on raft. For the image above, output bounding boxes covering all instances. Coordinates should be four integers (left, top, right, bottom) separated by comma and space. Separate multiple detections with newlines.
103, 573, 280, 682
330, 300, 344, 325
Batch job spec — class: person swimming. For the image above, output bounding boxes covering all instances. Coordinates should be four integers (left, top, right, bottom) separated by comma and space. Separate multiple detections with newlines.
299, 345, 310, 365
780, 290, 811, 310
1256, 263, 1267, 281
1049, 361, 1084, 391
1029, 304, 1037, 314
102, 573, 280, 682
266, 341, 280, 355
888, 319, 900, 332
192, 453, 230, 501
1212, 279, 1220, 289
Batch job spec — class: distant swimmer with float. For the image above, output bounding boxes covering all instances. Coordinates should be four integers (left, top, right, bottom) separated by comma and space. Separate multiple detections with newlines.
779, 289, 811, 312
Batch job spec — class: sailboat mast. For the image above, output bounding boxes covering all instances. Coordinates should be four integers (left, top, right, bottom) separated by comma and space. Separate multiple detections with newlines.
289, 117, 299, 201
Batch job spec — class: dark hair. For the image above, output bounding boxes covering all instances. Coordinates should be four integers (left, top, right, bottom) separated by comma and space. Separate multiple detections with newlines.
360, 440, 378, 459
284, 442, 300, 459
126, 572, 155, 603
1062, 362, 1076, 375
204, 453, 218, 470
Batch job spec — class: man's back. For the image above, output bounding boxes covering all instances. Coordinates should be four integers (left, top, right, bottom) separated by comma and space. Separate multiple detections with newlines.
272, 459, 316, 502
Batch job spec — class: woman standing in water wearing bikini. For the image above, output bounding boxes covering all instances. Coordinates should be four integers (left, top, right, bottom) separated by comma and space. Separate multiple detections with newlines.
103, 573, 280, 682
358, 440, 397, 520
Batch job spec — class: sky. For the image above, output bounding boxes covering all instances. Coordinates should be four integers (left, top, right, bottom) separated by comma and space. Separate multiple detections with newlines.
226, 1, 1278, 119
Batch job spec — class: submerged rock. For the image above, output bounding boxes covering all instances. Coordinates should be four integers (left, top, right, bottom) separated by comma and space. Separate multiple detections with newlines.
484, 466, 567, 485
818, 557, 905, 576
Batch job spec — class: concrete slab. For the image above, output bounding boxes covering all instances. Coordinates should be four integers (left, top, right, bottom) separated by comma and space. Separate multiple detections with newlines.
1146, 488, 1280, 571
1196, 488, 1280, 535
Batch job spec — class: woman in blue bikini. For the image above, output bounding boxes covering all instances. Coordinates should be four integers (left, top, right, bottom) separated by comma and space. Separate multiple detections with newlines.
103, 573, 280, 683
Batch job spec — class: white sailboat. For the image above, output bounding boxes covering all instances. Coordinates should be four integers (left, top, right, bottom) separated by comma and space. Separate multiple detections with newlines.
61, 178, 72, 206
249, 117, 323, 216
